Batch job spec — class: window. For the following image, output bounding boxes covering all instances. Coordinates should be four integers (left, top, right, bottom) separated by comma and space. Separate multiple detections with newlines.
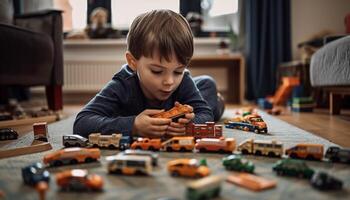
201, 0, 239, 33
111, 0, 180, 29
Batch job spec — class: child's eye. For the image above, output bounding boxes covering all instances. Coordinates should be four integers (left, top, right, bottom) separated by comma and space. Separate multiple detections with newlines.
151, 70, 162, 74
174, 71, 183, 75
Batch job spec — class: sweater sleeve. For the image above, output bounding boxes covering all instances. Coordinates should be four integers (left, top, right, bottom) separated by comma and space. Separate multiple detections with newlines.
177, 73, 214, 123
73, 79, 135, 138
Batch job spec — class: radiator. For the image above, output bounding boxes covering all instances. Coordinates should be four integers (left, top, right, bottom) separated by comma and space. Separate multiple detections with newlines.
63, 60, 124, 92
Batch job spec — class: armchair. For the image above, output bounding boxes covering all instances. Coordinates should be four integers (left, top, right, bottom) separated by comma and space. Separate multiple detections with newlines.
0, 9, 63, 111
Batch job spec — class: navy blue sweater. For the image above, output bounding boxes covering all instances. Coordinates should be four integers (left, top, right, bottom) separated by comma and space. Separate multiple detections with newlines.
73, 65, 214, 138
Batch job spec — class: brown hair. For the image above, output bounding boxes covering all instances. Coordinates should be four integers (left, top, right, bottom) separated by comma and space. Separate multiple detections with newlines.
127, 9, 193, 66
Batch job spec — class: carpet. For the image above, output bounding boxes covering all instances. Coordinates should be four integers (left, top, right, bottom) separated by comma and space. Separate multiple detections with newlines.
0, 109, 348, 200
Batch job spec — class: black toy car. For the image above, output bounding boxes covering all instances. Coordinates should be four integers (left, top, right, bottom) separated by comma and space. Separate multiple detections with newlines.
325, 146, 350, 164
310, 171, 343, 190
22, 162, 50, 186
0, 128, 18, 140
119, 136, 133, 150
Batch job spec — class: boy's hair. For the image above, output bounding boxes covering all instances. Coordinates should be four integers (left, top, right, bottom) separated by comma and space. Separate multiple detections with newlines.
127, 9, 193, 66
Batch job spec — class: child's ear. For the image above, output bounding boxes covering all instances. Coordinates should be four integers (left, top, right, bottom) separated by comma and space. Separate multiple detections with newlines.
125, 51, 137, 71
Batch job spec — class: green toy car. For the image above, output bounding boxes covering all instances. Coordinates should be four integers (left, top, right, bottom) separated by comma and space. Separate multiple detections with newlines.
222, 155, 255, 173
272, 158, 314, 179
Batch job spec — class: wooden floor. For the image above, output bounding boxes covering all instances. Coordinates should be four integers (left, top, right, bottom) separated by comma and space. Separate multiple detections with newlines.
2, 103, 350, 148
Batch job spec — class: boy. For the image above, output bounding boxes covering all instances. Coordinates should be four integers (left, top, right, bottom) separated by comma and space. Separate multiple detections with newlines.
74, 9, 224, 138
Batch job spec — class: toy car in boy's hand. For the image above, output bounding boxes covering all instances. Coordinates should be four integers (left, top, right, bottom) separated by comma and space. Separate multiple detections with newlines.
152, 103, 192, 121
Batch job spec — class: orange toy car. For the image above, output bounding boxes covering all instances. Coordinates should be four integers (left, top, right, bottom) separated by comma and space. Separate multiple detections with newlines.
43, 147, 100, 166
226, 173, 276, 191
195, 137, 236, 153
56, 169, 103, 191
130, 138, 162, 151
162, 137, 195, 152
285, 143, 324, 160
152, 103, 192, 119
167, 158, 210, 178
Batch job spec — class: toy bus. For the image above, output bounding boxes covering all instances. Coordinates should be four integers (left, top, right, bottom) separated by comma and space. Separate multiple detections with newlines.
185, 122, 223, 139
237, 139, 283, 157
106, 155, 152, 175
89, 133, 122, 149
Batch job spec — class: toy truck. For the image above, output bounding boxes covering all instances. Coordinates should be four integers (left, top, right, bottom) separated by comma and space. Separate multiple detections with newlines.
285, 144, 324, 160
195, 137, 235, 153
161, 137, 195, 152
88, 133, 122, 149
237, 139, 283, 157
185, 122, 223, 139
225, 114, 268, 134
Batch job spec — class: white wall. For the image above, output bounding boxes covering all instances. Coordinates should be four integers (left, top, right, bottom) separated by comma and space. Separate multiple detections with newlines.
291, 0, 350, 59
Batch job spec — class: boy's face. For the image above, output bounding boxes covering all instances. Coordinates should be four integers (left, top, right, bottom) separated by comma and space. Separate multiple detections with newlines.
127, 52, 186, 101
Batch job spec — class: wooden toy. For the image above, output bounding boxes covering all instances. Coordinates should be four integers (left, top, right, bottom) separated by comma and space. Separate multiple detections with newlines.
22, 162, 50, 186
33, 122, 49, 142
130, 138, 162, 151
225, 114, 268, 134
107, 154, 153, 175
63, 135, 89, 147
186, 175, 222, 200
152, 103, 192, 120
195, 137, 235, 153
310, 171, 343, 190
161, 136, 195, 152
56, 169, 103, 191
222, 155, 255, 173
167, 158, 210, 178
118, 149, 159, 166
0, 128, 18, 140
226, 173, 277, 191
43, 147, 100, 167
237, 139, 283, 157
285, 144, 324, 160
88, 133, 122, 149
185, 122, 223, 139
325, 146, 350, 164
272, 158, 314, 179
0, 142, 52, 159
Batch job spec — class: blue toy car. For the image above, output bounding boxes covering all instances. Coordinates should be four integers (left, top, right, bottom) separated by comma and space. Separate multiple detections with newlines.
22, 162, 50, 186
119, 136, 133, 150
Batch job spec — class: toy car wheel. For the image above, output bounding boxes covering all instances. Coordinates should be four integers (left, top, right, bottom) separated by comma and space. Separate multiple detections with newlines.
277, 170, 283, 175
64, 142, 70, 147
254, 129, 259, 133
255, 151, 262, 156
70, 159, 78, 165
171, 171, 179, 177
199, 148, 206, 152
136, 146, 142, 150
290, 153, 298, 158
166, 147, 173, 152
85, 157, 95, 163
180, 147, 186, 152
75, 143, 81, 147
241, 149, 249, 154
306, 155, 314, 160
148, 146, 155, 151
268, 152, 276, 157
53, 160, 63, 166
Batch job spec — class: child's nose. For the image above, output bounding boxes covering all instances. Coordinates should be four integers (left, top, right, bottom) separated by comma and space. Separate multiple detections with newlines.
163, 75, 174, 85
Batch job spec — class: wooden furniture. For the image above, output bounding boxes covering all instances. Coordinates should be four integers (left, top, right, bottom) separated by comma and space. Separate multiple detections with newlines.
189, 54, 245, 104
325, 87, 350, 115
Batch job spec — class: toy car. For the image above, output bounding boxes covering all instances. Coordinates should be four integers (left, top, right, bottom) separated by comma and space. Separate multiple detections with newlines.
285, 143, 324, 160
222, 155, 255, 173
225, 114, 268, 134
186, 175, 222, 200
272, 158, 314, 179
237, 139, 283, 157
0, 112, 13, 121
89, 133, 122, 149
56, 169, 103, 191
21, 162, 50, 186
131, 138, 162, 151
63, 135, 89, 147
325, 146, 350, 164
107, 154, 153, 175
0, 128, 18, 140
195, 137, 235, 153
167, 158, 210, 178
162, 137, 195, 152
118, 149, 159, 166
310, 171, 343, 190
119, 136, 133, 150
152, 103, 192, 120
43, 147, 100, 167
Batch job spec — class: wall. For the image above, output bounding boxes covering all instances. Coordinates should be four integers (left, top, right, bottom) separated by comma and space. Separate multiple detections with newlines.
291, 0, 350, 59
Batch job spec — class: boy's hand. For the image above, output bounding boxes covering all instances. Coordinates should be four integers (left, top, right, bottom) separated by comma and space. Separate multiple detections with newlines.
133, 109, 171, 138
166, 103, 195, 136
